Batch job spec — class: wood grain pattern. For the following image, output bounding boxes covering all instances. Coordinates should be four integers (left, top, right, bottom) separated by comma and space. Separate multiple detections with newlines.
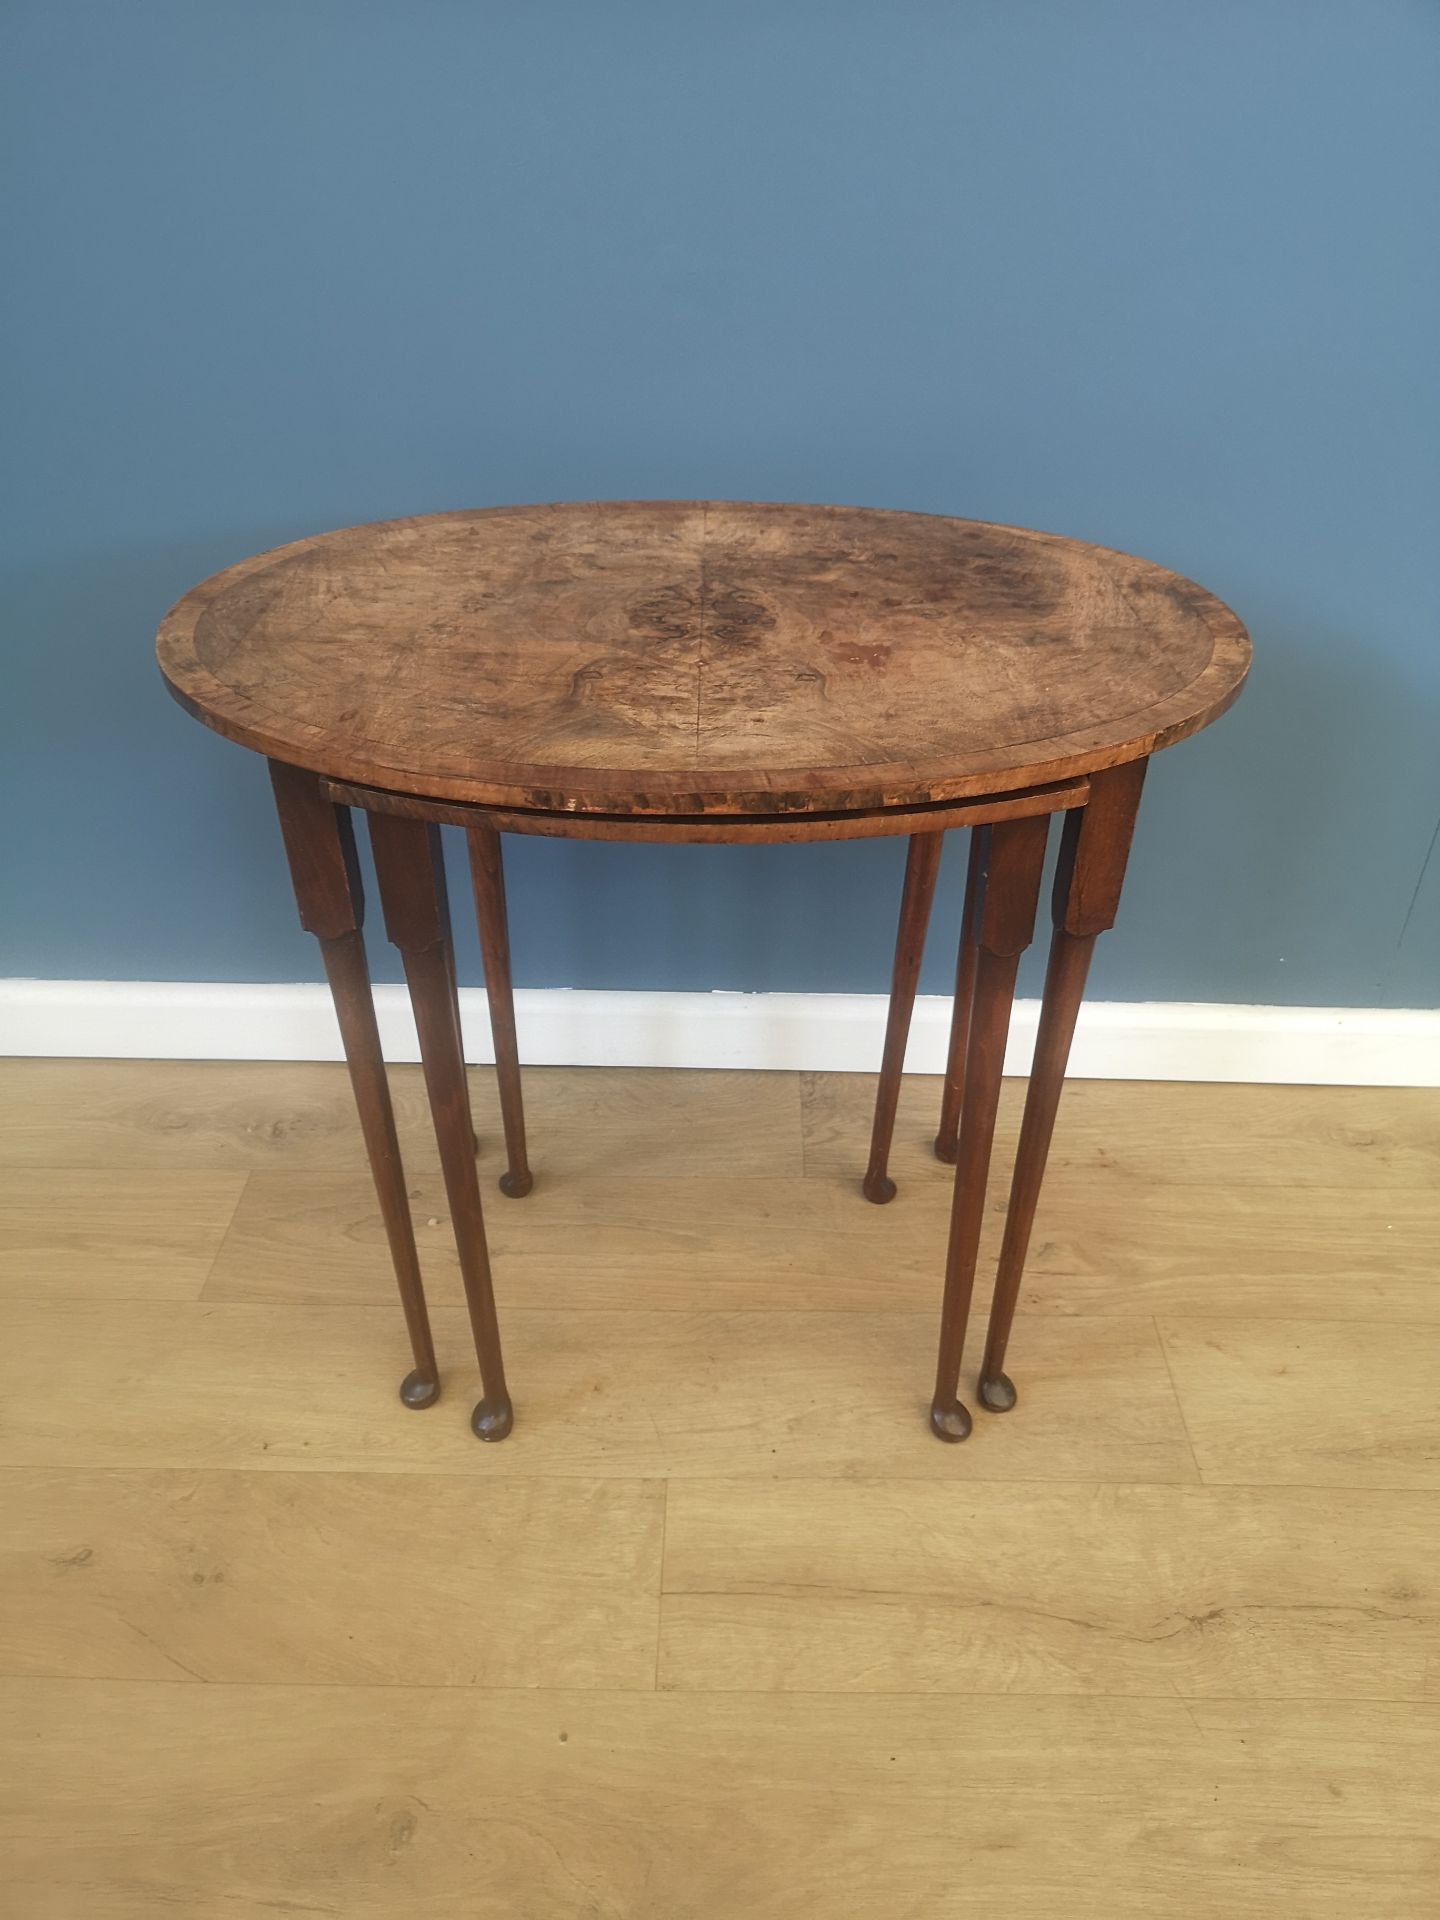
14, 1062, 1426, 1190
200, 1165, 1440, 1322
0, 1169, 245, 1298
0, 1058, 437, 1171
1010, 1179, 1440, 1321
4, 1066, 1440, 1916
799, 1070, 1440, 1189
1159, 1318, 1440, 1490
158, 502, 1249, 816
481, 1064, 804, 1181
4, 1684, 1437, 1919
0, 1468, 661, 1688
204, 1170, 952, 1312
0, 1060, 802, 1178
801, 1067, 1024, 1180
0, 1299, 1194, 1482
659, 1480, 1439, 1697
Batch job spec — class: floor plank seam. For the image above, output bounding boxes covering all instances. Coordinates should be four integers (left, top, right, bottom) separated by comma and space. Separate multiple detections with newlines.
2, 1676, 1432, 1705
7, 1462, 1422, 1492
653, 1480, 669, 1692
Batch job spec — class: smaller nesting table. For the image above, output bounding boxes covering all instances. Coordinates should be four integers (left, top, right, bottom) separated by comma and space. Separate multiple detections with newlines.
158, 502, 1249, 1444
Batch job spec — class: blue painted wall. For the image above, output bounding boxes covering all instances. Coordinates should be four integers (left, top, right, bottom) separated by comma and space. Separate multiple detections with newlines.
3, 1, 1437, 1006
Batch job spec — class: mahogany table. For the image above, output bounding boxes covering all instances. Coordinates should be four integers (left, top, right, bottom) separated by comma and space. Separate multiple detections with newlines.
158, 502, 1249, 1444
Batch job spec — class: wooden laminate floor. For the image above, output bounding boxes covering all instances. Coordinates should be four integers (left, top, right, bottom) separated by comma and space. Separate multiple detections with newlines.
1, 1059, 1437, 1917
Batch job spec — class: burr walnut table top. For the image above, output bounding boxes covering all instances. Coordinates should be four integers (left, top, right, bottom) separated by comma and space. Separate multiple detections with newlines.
157, 500, 1250, 818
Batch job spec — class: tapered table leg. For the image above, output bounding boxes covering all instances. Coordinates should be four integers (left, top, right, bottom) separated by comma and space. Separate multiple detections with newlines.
267, 762, 439, 1410
441, 923, 463, 1055
467, 824, 533, 1199
978, 762, 1147, 1413
437, 893, 480, 1157
934, 829, 984, 1164
863, 832, 943, 1203
371, 811, 514, 1441
929, 817, 1048, 1441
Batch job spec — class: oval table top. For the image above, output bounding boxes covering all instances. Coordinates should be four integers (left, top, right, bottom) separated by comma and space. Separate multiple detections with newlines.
157, 501, 1249, 819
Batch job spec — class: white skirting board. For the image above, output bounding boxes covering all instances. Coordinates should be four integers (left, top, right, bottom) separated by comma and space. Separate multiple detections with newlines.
1, 979, 1437, 1085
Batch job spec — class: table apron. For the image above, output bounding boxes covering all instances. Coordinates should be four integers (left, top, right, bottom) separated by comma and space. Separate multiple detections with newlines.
319, 776, 1092, 843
